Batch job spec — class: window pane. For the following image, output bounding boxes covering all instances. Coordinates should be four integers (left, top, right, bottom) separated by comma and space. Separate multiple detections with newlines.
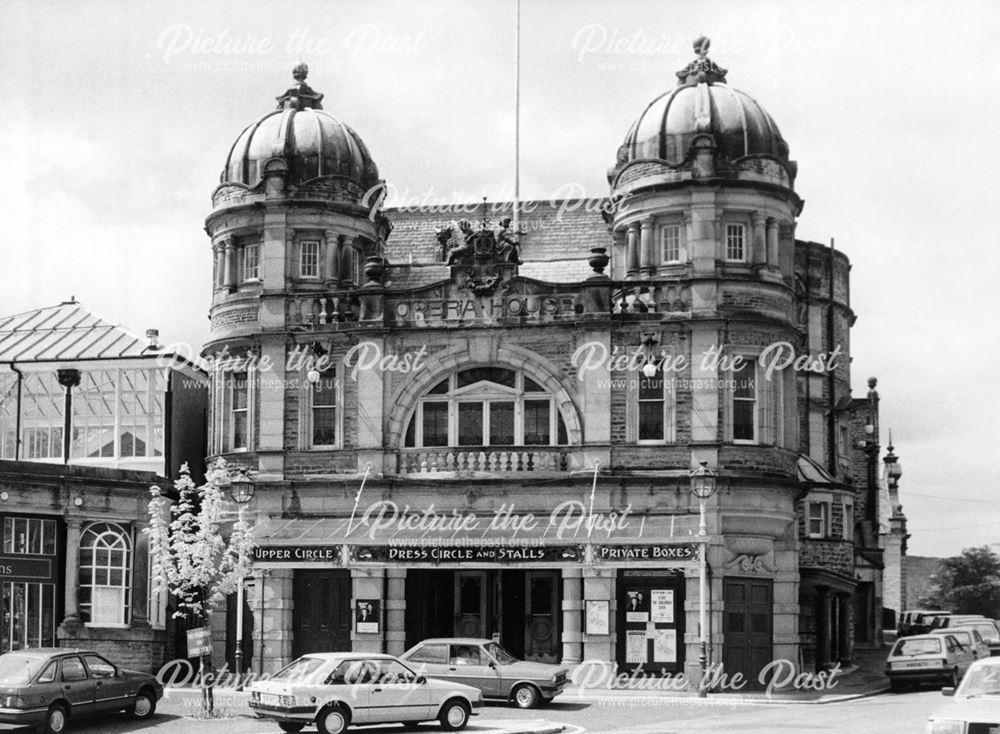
313, 373, 337, 407
458, 368, 515, 389
313, 407, 336, 445
733, 361, 755, 398
638, 372, 664, 399
404, 415, 415, 447
523, 377, 545, 393
489, 402, 514, 445
458, 403, 483, 446
422, 403, 448, 447
232, 373, 248, 409
523, 400, 550, 445
733, 402, 754, 441
427, 378, 449, 395
638, 402, 664, 441
232, 413, 248, 449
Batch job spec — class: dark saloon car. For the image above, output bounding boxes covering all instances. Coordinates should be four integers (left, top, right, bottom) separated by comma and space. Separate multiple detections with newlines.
0, 648, 162, 733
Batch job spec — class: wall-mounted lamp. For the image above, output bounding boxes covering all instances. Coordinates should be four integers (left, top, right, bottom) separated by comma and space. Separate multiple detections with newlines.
0, 492, 9, 502
73, 497, 83, 507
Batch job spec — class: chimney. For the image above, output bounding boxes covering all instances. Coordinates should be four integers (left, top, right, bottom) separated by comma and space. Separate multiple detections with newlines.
145, 329, 160, 349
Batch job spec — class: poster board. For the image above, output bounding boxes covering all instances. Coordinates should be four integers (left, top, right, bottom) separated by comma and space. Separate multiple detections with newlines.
585, 600, 610, 635
355, 599, 380, 634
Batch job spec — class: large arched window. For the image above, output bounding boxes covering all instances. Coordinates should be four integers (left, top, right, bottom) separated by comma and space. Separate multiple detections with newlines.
403, 368, 568, 448
79, 523, 132, 626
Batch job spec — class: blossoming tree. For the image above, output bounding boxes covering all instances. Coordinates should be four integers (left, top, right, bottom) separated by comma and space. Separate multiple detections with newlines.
146, 458, 255, 716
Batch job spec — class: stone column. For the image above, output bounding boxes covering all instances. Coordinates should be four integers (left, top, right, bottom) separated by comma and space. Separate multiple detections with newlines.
561, 567, 583, 665
130, 527, 150, 627
838, 594, 853, 665
223, 239, 236, 288
683, 213, 693, 263
626, 223, 640, 278
766, 218, 780, 268
214, 243, 225, 289
752, 212, 767, 266
816, 586, 830, 670
325, 231, 341, 285
385, 568, 407, 657
582, 566, 615, 663
714, 213, 725, 262
639, 218, 654, 275
260, 569, 294, 675
611, 229, 627, 280
63, 518, 82, 625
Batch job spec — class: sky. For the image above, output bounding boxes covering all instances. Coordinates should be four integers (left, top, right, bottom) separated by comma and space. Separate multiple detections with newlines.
1, 0, 998, 558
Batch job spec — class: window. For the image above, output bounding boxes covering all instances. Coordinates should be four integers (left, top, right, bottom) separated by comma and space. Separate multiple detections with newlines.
732, 359, 757, 442
243, 243, 259, 281
403, 368, 569, 448
79, 522, 132, 626
661, 225, 681, 263
342, 247, 360, 285
0, 375, 17, 459
407, 644, 448, 664
38, 662, 57, 684
70, 369, 165, 460
807, 502, 829, 539
637, 369, 669, 442
311, 370, 338, 447
82, 654, 115, 679
726, 223, 746, 261
300, 241, 319, 278
3, 518, 56, 555
20, 373, 64, 460
226, 372, 249, 451
61, 657, 88, 682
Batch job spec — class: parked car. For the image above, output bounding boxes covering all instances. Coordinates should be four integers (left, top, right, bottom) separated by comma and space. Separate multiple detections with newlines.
900, 609, 950, 637
885, 634, 975, 691
931, 628, 991, 660
0, 647, 162, 734
931, 615, 986, 630
400, 638, 569, 708
248, 652, 482, 734
954, 619, 1000, 656
927, 657, 1000, 734
919, 612, 957, 635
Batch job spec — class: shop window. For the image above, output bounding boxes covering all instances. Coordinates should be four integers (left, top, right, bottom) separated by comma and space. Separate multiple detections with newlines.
300, 241, 320, 278
661, 224, 681, 264
403, 368, 569, 448
310, 369, 338, 447
726, 223, 746, 261
732, 359, 757, 442
79, 522, 132, 626
3, 518, 56, 555
807, 501, 829, 539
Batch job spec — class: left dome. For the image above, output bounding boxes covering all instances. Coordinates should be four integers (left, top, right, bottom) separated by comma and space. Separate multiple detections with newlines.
220, 63, 380, 190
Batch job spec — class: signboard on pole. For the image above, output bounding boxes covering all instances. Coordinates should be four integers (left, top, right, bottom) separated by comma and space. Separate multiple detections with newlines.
186, 627, 212, 657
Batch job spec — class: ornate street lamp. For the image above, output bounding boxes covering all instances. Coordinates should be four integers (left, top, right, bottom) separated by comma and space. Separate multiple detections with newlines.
228, 471, 255, 676
689, 460, 717, 697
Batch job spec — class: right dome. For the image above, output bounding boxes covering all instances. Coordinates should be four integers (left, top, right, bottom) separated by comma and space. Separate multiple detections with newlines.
615, 37, 791, 171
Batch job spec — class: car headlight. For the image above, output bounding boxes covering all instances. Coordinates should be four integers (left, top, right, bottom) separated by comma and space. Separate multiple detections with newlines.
928, 719, 965, 734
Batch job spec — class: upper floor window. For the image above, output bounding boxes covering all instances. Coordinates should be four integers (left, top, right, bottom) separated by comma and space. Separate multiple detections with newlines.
637, 369, 672, 443
20, 373, 64, 460
807, 501, 829, 538
300, 241, 320, 278
342, 247, 361, 285
311, 369, 338, 447
661, 225, 681, 264
725, 223, 746, 261
3, 517, 56, 555
243, 243, 259, 281
732, 358, 757, 442
79, 522, 132, 626
403, 368, 568, 448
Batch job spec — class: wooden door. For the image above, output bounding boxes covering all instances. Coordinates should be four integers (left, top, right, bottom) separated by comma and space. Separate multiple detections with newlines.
524, 571, 559, 662
292, 570, 351, 657
723, 578, 772, 688
455, 571, 486, 638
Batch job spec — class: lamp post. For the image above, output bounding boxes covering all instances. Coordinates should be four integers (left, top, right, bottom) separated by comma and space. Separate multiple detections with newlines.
228, 471, 255, 676
689, 460, 717, 697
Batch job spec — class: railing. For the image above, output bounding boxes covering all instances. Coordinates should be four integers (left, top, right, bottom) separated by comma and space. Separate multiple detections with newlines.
397, 447, 569, 474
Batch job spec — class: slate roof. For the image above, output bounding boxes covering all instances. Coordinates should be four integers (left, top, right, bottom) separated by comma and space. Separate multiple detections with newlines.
0, 301, 169, 364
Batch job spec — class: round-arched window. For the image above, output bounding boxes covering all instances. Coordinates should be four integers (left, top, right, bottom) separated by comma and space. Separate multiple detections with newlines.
403, 368, 568, 448
79, 522, 132, 626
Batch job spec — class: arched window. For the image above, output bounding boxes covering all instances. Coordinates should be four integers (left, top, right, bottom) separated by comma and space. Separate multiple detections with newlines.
403, 368, 568, 448
79, 523, 132, 626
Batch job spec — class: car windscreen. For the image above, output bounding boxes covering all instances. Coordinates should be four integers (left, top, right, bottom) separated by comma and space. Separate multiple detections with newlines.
892, 638, 942, 656
0, 654, 46, 685
959, 664, 1000, 696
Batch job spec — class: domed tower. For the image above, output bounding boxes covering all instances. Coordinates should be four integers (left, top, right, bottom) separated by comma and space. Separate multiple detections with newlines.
204, 64, 388, 464
608, 38, 806, 681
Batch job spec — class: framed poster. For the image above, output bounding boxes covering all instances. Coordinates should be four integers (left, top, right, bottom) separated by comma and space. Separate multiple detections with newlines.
652, 628, 677, 663
650, 589, 674, 623
585, 600, 610, 635
624, 589, 649, 622
626, 630, 647, 663
355, 599, 380, 634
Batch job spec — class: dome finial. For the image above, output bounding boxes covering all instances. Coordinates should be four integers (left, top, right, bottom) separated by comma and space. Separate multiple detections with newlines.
676, 36, 728, 86
276, 63, 324, 111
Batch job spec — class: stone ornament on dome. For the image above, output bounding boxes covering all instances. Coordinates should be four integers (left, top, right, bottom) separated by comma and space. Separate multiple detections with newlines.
276, 62, 325, 110
675, 36, 728, 86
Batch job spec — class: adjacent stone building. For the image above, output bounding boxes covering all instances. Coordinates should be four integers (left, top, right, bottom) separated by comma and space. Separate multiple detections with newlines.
205, 43, 893, 684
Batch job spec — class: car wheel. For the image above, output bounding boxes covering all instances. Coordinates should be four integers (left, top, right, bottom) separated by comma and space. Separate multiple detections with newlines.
438, 698, 470, 731
316, 704, 350, 734
41, 703, 68, 734
279, 723, 305, 733
512, 683, 541, 709
131, 688, 157, 719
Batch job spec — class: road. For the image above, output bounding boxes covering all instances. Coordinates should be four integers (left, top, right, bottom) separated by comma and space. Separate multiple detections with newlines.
0, 688, 960, 734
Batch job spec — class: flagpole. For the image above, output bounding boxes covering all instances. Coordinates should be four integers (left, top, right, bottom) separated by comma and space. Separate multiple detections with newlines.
513, 0, 521, 236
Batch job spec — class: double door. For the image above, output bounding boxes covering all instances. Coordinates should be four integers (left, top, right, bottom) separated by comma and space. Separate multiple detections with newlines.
292, 570, 351, 657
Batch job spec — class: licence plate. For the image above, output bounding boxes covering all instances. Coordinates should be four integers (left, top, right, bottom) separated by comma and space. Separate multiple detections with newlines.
895, 660, 935, 669
259, 693, 281, 706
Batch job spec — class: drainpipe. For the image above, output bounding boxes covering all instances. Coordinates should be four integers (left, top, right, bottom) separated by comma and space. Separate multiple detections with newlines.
7, 363, 23, 460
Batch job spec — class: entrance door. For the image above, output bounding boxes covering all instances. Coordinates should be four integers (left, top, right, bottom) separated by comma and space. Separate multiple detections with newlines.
293, 570, 351, 657
455, 572, 486, 638
524, 571, 559, 662
723, 578, 772, 688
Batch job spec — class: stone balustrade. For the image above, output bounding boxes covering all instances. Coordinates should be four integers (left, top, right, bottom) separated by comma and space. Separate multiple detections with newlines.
398, 447, 569, 474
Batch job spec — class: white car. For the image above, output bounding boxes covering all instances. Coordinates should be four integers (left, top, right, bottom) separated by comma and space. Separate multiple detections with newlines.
931, 628, 992, 661
248, 653, 482, 734
927, 657, 1000, 734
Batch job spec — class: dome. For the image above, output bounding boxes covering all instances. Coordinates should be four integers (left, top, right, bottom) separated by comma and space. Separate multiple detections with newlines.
221, 64, 380, 190
616, 38, 790, 169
